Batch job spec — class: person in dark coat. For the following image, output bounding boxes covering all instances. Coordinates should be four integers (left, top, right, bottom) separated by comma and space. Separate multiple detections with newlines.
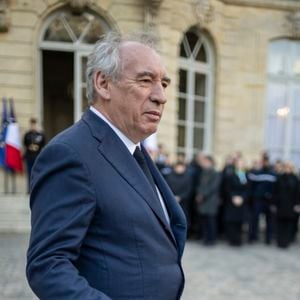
187, 152, 205, 238
165, 161, 192, 229
23, 118, 45, 192
224, 158, 249, 246
248, 154, 277, 244
196, 155, 220, 245
218, 155, 236, 238
273, 162, 300, 248
26, 32, 187, 300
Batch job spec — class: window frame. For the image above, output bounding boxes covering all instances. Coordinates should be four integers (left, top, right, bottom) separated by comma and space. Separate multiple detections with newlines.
177, 30, 214, 160
265, 39, 300, 167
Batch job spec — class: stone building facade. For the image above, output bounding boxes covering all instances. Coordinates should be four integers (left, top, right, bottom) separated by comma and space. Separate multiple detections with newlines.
0, 0, 300, 193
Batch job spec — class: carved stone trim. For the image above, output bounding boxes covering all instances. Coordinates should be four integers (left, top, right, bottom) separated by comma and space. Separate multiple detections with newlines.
144, 0, 162, 16
287, 11, 300, 39
143, 0, 163, 30
0, 0, 9, 33
220, 0, 300, 11
195, 0, 215, 25
68, 0, 89, 15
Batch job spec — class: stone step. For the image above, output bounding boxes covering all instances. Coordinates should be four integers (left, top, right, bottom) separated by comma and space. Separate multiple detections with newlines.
0, 194, 31, 232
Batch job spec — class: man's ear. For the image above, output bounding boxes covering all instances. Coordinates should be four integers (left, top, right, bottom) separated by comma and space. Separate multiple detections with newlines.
94, 71, 110, 100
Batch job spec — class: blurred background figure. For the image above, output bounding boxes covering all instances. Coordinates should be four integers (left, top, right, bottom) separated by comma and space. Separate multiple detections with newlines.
155, 143, 169, 171
223, 158, 249, 246
274, 159, 284, 175
248, 153, 277, 244
218, 154, 236, 239
273, 162, 300, 249
23, 118, 45, 193
187, 152, 205, 238
165, 160, 192, 229
195, 155, 220, 246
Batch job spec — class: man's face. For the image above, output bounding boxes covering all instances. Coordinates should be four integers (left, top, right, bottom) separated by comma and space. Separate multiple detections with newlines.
106, 42, 170, 143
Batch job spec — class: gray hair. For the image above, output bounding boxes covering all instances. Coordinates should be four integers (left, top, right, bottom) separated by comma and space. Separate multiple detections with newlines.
86, 31, 160, 104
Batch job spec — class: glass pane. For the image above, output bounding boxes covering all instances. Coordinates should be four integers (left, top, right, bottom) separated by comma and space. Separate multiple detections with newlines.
291, 41, 300, 76
81, 56, 88, 83
268, 150, 284, 164
82, 87, 89, 112
291, 118, 300, 148
178, 98, 186, 121
65, 13, 89, 40
265, 116, 285, 148
82, 18, 106, 44
195, 45, 207, 62
180, 41, 188, 58
177, 125, 186, 147
193, 127, 204, 150
292, 87, 300, 117
194, 101, 205, 123
179, 69, 187, 93
266, 83, 287, 115
186, 31, 198, 54
290, 152, 300, 169
268, 40, 288, 75
194, 73, 206, 96
44, 16, 72, 42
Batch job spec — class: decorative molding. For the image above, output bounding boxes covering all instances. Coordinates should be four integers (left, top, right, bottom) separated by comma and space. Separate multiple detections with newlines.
287, 11, 300, 39
67, 0, 89, 14
195, 0, 215, 25
0, 0, 9, 33
220, 0, 300, 11
143, 0, 163, 29
144, 0, 162, 15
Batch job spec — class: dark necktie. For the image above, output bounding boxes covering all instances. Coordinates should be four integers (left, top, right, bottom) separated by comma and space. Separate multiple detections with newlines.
133, 146, 157, 195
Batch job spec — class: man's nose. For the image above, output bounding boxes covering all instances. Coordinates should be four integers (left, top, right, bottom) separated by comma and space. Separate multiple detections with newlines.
150, 82, 167, 104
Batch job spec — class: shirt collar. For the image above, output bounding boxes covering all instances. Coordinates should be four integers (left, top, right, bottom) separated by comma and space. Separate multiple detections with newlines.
90, 106, 140, 155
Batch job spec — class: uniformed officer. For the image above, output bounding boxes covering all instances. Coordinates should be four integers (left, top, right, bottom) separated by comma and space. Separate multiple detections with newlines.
23, 118, 45, 192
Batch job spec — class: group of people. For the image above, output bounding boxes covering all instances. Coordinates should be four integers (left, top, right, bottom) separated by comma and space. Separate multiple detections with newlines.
154, 147, 300, 249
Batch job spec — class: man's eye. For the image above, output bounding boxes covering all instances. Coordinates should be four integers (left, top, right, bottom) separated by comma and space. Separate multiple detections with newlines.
162, 81, 169, 88
140, 78, 151, 83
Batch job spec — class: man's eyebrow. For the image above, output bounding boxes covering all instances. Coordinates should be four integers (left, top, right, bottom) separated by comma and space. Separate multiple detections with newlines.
136, 71, 171, 84
136, 71, 155, 78
162, 76, 171, 84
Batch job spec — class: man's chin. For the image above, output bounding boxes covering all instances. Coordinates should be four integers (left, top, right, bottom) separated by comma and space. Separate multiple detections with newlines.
142, 126, 158, 139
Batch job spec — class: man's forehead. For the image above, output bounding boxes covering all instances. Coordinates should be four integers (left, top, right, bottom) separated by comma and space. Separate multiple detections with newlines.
119, 42, 168, 76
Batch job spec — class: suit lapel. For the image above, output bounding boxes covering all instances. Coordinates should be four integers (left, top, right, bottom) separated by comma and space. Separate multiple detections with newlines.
82, 110, 174, 240
143, 147, 187, 257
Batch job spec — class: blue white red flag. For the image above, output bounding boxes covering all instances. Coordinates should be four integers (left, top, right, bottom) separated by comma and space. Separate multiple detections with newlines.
0, 97, 9, 168
4, 98, 23, 172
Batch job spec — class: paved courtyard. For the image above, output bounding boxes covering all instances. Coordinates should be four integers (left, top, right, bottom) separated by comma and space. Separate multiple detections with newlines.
0, 233, 300, 300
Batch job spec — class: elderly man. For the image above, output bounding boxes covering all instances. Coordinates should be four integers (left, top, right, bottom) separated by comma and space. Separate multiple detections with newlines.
26, 32, 187, 300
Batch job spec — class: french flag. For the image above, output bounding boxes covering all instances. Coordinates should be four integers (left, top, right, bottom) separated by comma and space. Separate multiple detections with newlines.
5, 98, 23, 172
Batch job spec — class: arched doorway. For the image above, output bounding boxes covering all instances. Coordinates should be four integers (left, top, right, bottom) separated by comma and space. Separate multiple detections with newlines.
39, 8, 111, 140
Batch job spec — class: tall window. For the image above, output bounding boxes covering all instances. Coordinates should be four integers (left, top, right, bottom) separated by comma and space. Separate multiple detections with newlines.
265, 39, 300, 167
177, 29, 214, 159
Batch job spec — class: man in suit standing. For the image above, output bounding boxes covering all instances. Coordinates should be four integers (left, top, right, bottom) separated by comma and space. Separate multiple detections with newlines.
26, 32, 187, 300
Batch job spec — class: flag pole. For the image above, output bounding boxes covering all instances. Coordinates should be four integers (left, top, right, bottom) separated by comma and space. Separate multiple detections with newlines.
11, 170, 16, 194
4, 168, 8, 194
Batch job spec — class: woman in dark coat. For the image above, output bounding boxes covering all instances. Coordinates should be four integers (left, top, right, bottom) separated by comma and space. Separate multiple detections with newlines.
274, 162, 300, 248
196, 155, 220, 245
165, 161, 192, 228
224, 158, 249, 246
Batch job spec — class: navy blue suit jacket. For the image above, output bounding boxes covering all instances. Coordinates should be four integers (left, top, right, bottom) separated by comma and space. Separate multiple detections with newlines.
26, 109, 187, 300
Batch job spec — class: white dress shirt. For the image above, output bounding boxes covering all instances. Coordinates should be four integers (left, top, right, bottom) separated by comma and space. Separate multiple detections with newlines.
90, 106, 170, 224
